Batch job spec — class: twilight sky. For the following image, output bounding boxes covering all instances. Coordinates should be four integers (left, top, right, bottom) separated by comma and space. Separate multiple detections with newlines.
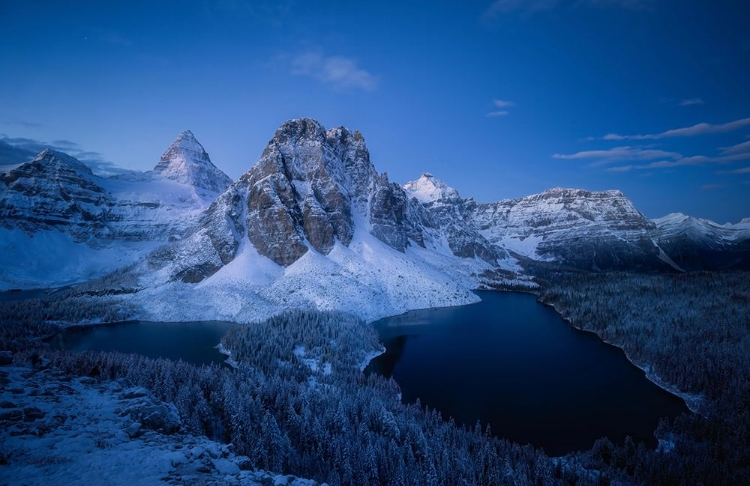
1, 0, 749, 223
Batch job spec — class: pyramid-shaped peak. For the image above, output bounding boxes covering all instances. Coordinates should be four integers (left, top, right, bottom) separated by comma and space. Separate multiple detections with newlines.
163, 129, 207, 157
154, 131, 232, 193
404, 173, 460, 204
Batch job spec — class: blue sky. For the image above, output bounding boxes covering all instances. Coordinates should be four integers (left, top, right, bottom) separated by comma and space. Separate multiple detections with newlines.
1, 0, 749, 222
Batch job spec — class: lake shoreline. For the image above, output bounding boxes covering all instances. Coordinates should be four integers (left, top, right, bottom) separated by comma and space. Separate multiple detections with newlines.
525, 290, 703, 415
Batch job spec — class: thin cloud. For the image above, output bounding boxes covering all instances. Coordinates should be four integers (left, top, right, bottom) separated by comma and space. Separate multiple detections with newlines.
291, 51, 378, 92
493, 99, 514, 108
680, 98, 704, 106
592, 152, 750, 173
601, 117, 750, 140
579, 0, 654, 10
718, 167, 750, 175
487, 99, 514, 117
605, 165, 634, 172
553, 146, 682, 165
483, 0, 652, 17
483, 0, 558, 18
6, 118, 42, 129
720, 140, 750, 155
700, 184, 724, 191
101, 32, 133, 47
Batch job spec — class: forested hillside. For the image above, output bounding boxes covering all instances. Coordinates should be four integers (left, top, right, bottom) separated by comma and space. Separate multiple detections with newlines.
539, 271, 750, 484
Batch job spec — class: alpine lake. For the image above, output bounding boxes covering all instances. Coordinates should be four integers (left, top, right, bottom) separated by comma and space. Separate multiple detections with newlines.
49, 290, 688, 456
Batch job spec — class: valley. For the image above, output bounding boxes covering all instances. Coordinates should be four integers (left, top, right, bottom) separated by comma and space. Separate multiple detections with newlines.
1, 119, 749, 485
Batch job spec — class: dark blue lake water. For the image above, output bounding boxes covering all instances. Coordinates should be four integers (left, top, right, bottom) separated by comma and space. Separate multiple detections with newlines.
49, 321, 236, 367
366, 290, 689, 456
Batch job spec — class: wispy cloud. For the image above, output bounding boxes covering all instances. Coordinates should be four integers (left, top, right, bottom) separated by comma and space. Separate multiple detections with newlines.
558, 140, 750, 173
592, 152, 750, 172
601, 117, 750, 140
680, 97, 704, 106
720, 140, 750, 155
483, 0, 652, 17
718, 167, 750, 175
492, 99, 514, 107
553, 146, 682, 165
5, 118, 43, 129
486, 99, 515, 117
0, 135, 128, 176
100, 31, 133, 47
578, 0, 654, 10
291, 51, 378, 92
700, 184, 724, 191
483, 0, 558, 18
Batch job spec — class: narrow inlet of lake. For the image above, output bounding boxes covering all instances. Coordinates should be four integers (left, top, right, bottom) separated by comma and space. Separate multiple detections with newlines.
48, 321, 236, 367
365, 290, 689, 456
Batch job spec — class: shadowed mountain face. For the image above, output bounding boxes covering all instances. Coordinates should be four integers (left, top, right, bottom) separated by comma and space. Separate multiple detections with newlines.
652, 213, 750, 271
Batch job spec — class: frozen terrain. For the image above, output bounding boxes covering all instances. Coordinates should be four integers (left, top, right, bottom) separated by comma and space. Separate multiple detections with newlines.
0, 363, 319, 486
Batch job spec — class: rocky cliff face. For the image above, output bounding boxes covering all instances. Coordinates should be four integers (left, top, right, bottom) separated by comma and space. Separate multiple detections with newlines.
0, 149, 113, 241
4, 118, 749, 296
155, 118, 428, 282
403, 173, 506, 265
471, 188, 667, 271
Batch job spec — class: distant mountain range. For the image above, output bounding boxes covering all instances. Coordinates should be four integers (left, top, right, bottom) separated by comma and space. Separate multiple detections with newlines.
1, 118, 748, 321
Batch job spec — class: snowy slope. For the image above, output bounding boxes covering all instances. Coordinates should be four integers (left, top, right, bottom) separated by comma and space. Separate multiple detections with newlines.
403, 172, 460, 204
0, 133, 232, 290
84, 120, 530, 323
128, 223, 491, 323
652, 212, 750, 270
472, 188, 668, 271
0, 365, 319, 486
153, 130, 233, 193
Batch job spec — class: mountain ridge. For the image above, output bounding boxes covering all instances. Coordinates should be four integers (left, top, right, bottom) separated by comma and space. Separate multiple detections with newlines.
0, 132, 233, 289
1, 118, 748, 320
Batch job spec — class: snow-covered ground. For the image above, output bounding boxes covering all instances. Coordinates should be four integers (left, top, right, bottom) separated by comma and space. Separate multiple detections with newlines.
0, 364, 320, 486
0, 229, 160, 291
127, 226, 497, 324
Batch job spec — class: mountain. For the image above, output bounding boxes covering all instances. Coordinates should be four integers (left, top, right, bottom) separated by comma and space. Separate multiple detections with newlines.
2, 118, 748, 318
0, 132, 231, 289
403, 173, 506, 265
153, 130, 233, 193
0, 149, 111, 239
652, 213, 750, 270
127, 119, 511, 322
472, 187, 671, 272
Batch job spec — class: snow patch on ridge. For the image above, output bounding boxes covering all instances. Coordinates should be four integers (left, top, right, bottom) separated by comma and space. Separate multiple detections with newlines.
403, 173, 460, 204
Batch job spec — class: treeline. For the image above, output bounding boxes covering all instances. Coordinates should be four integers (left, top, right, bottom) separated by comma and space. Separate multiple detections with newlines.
5, 271, 748, 484
10, 311, 603, 486
0, 295, 135, 327
537, 270, 750, 485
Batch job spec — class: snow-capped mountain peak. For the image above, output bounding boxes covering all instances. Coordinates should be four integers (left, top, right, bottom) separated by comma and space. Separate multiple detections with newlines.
653, 212, 690, 226
403, 173, 460, 204
30, 148, 94, 175
153, 130, 232, 193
